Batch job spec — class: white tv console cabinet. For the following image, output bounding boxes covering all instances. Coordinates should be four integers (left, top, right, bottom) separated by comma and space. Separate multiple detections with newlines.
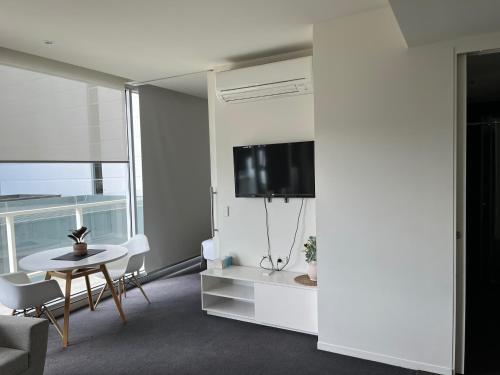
200, 265, 318, 335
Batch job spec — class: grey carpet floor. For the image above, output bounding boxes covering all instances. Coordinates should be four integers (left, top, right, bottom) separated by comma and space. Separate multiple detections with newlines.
44, 272, 422, 375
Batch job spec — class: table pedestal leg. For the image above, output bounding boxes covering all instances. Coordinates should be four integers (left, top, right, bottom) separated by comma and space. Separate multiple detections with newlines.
63, 272, 72, 348
100, 265, 126, 323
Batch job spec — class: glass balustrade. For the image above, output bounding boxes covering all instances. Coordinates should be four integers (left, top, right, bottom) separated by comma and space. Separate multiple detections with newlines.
0, 195, 128, 273
82, 198, 128, 245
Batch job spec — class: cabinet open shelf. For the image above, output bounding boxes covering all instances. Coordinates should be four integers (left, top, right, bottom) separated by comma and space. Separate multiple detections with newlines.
205, 299, 255, 319
204, 283, 254, 302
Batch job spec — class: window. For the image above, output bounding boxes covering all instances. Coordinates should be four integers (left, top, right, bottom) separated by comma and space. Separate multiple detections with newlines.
0, 65, 143, 314
128, 90, 144, 234
0, 217, 7, 274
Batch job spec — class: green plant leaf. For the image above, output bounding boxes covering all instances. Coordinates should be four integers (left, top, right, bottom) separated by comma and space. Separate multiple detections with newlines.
67, 234, 79, 244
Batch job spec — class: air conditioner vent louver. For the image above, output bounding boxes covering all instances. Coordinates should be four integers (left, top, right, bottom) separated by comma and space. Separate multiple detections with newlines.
216, 57, 313, 104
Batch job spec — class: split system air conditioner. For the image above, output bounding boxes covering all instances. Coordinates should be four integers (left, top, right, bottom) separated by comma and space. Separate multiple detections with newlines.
216, 56, 313, 104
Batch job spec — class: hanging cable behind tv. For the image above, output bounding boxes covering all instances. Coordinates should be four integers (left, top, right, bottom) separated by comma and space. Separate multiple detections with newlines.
260, 196, 305, 272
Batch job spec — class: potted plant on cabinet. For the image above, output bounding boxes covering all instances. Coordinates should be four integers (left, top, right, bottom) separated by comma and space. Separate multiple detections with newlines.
303, 236, 317, 281
68, 226, 91, 256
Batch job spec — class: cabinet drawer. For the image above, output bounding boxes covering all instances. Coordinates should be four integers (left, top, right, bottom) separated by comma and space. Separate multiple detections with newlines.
254, 282, 318, 334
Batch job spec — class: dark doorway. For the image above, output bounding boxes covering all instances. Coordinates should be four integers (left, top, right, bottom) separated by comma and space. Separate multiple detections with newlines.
465, 52, 500, 374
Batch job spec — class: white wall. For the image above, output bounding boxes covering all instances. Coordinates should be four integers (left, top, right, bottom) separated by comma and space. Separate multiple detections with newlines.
213, 76, 315, 273
314, 7, 455, 374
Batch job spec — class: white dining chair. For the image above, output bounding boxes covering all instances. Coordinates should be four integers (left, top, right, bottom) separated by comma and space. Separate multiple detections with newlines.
0, 272, 64, 339
94, 234, 151, 308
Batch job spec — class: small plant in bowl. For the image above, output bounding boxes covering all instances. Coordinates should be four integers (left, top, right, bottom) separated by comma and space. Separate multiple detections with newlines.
303, 236, 317, 281
68, 227, 91, 256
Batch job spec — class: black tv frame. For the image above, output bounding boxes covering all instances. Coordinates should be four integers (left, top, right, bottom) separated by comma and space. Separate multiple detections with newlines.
233, 140, 315, 199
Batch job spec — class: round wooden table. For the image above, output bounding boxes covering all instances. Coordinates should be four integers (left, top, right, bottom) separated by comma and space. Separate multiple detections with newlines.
19, 244, 128, 347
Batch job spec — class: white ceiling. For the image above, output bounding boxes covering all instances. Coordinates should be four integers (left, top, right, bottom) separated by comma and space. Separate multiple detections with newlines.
0, 0, 386, 98
4, 1, 500, 97
389, 0, 500, 46
148, 71, 208, 99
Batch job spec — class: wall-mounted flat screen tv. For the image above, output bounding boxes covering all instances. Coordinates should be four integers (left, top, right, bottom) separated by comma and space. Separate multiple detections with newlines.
233, 141, 315, 198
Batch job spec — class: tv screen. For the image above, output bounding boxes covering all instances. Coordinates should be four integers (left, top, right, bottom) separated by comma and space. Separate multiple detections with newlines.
233, 141, 315, 198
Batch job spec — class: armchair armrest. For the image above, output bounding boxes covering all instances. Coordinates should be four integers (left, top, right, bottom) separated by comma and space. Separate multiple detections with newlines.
0, 316, 49, 374
0, 315, 48, 351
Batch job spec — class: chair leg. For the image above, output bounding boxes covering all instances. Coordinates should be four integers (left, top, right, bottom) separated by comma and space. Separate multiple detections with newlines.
99, 265, 126, 323
35, 306, 42, 317
119, 279, 122, 303
131, 274, 150, 303
93, 283, 108, 309
43, 306, 63, 340
123, 276, 126, 298
11, 309, 16, 316
84, 275, 95, 311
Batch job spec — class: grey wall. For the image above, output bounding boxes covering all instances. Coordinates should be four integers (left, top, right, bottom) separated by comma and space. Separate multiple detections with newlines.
139, 85, 211, 272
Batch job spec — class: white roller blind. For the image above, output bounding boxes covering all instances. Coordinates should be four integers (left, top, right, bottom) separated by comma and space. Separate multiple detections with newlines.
0, 64, 128, 162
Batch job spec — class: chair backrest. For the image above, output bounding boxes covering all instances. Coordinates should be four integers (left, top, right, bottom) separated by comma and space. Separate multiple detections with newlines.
123, 234, 150, 256
0, 272, 31, 309
122, 234, 150, 274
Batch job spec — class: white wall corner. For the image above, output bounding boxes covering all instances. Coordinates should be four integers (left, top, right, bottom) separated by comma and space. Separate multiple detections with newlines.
207, 70, 220, 258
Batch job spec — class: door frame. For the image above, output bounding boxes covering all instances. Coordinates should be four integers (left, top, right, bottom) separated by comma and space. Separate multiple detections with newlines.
455, 52, 467, 374
455, 48, 500, 374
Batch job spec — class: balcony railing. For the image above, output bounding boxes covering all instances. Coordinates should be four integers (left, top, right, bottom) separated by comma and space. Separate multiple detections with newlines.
0, 196, 128, 274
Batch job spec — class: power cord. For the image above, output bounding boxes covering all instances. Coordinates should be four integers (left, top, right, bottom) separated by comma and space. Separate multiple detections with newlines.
260, 197, 305, 271
261, 197, 275, 271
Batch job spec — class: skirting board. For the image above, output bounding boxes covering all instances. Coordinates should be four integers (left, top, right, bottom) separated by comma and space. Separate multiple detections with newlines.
317, 341, 453, 375
206, 310, 317, 336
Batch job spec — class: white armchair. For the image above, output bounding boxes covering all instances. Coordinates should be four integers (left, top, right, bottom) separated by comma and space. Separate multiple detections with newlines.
0, 272, 63, 339
94, 234, 151, 308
